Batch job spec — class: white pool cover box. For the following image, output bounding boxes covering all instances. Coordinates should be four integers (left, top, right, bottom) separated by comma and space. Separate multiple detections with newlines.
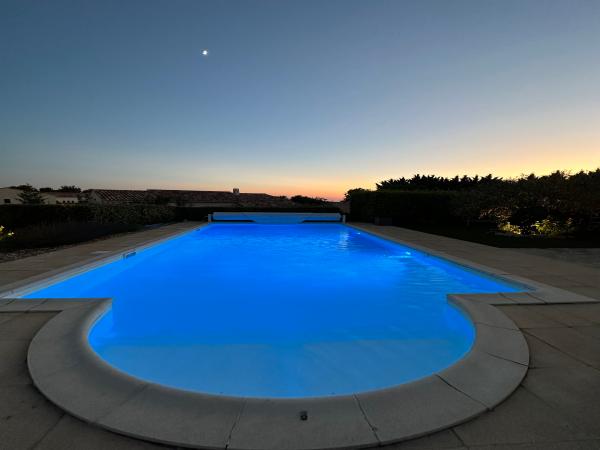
209, 212, 344, 223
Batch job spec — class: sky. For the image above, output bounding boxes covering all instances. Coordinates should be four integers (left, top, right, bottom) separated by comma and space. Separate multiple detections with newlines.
1, 0, 599, 200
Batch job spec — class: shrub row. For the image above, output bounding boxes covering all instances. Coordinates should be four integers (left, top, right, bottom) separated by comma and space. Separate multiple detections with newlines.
348, 170, 600, 236
0, 204, 175, 229
0, 204, 344, 230
0, 222, 141, 250
348, 190, 464, 226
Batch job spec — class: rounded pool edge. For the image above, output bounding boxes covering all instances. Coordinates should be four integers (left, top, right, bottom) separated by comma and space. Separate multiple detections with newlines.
28, 297, 529, 450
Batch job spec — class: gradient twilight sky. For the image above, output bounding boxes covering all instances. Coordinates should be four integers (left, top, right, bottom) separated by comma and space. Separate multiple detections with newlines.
1, 0, 599, 200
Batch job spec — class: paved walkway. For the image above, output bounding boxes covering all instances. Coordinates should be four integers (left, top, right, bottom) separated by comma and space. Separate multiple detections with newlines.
1, 223, 600, 449
512, 247, 600, 270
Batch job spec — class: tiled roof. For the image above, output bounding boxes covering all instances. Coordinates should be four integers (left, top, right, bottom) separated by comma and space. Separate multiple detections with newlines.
88, 189, 148, 204
147, 190, 238, 204
86, 189, 297, 207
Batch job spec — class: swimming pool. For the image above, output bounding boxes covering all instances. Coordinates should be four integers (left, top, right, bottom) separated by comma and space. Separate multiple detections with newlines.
24, 224, 523, 398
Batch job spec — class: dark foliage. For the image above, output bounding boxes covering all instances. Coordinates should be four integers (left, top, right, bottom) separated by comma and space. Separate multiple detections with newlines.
0, 222, 140, 250
290, 195, 328, 205
349, 190, 462, 226
0, 204, 175, 229
377, 174, 502, 191
18, 190, 45, 205
0, 203, 342, 230
10, 184, 36, 192
347, 169, 600, 236
58, 185, 82, 193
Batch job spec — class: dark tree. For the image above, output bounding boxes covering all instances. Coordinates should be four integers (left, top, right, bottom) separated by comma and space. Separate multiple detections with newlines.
58, 185, 82, 193
18, 189, 45, 204
10, 183, 36, 192
291, 195, 328, 205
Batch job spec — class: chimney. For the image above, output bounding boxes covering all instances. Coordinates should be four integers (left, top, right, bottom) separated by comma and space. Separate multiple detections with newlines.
233, 188, 240, 195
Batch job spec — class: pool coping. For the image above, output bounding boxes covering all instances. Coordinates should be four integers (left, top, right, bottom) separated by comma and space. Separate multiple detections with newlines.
20, 296, 528, 450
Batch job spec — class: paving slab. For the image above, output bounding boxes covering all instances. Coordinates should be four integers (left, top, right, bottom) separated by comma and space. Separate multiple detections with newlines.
525, 327, 600, 370
475, 323, 529, 365
528, 305, 596, 326
530, 289, 599, 304
512, 247, 600, 270
468, 439, 600, 449
356, 376, 485, 444
520, 275, 592, 289
381, 429, 464, 449
572, 325, 600, 341
552, 303, 600, 324
565, 286, 600, 300
34, 414, 173, 450
524, 334, 588, 369
30, 299, 94, 311
453, 387, 592, 446
0, 339, 32, 386
522, 366, 600, 436
0, 299, 46, 312
499, 293, 545, 304
0, 385, 64, 450
437, 351, 527, 409
0, 312, 21, 326
498, 306, 563, 329
447, 293, 516, 306
0, 270, 48, 286
0, 312, 55, 340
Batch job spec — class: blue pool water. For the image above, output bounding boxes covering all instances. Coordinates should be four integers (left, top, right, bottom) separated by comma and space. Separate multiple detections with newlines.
24, 224, 523, 397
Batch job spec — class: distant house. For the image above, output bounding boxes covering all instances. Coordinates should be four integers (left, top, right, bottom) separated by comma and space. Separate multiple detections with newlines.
0, 188, 80, 205
42, 191, 80, 204
85, 188, 296, 208
0, 187, 24, 205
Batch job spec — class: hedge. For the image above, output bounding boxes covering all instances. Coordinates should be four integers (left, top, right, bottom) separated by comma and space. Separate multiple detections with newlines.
0, 204, 343, 230
0, 222, 141, 250
348, 190, 463, 225
0, 204, 175, 229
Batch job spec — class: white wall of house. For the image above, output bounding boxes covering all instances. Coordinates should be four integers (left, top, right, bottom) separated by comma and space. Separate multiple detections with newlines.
0, 188, 23, 205
43, 192, 79, 204
0, 188, 80, 205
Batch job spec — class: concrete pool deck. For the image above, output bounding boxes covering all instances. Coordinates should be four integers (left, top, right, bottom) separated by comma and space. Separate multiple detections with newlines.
1, 222, 599, 449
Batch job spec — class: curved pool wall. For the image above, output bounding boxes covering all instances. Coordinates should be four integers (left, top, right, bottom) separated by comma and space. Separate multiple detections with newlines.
24, 224, 523, 398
